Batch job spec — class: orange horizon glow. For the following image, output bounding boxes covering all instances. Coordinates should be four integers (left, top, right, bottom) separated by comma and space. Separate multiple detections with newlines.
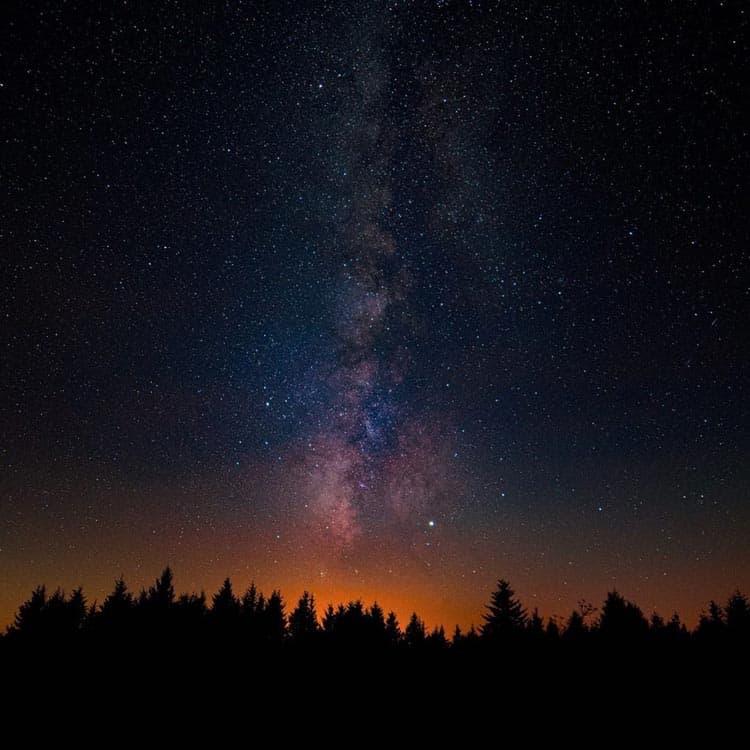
2, 549, 745, 634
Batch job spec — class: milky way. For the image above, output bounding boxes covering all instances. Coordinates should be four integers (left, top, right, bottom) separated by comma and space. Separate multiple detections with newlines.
289, 22, 455, 546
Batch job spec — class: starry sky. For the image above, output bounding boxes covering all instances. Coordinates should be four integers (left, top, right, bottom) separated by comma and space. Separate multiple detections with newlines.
2, 1, 748, 630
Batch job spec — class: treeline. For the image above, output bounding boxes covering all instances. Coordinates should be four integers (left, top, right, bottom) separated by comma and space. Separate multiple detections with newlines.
2, 569, 749, 653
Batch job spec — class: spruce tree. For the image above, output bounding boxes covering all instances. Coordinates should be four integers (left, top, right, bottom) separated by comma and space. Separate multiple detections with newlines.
480, 579, 527, 639
404, 612, 426, 647
289, 591, 318, 641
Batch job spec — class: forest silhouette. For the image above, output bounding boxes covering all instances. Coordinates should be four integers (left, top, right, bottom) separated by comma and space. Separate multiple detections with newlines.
3, 568, 748, 664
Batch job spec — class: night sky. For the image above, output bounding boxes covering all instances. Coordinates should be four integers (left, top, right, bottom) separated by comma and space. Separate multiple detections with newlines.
2, 1, 748, 630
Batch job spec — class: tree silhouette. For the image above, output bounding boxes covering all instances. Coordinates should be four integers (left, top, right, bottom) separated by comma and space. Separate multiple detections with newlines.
67, 587, 87, 633
385, 611, 401, 645
5, 566, 749, 661
369, 602, 386, 634
725, 591, 750, 637
404, 612, 426, 647
240, 582, 261, 640
176, 591, 207, 628
452, 625, 463, 646
210, 578, 240, 641
545, 618, 560, 641
599, 591, 648, 642
527, 607, 545, 641
262, 590, 286, 643
45, 588, 69, 634
147, 567, 175, 609
212, 578, 240, 618
426, 625, 448, 650
563, 610, 587, 643
289, 591, 318, 642
100, 578, 133, 620
11, 586, 88, 640
480, 579, 527, 640
650, 613, 666, 632
665, 612, 688, 642
322, 604, 338, 634
13, 585, 47, 637
696, 600, 725, 641
241, 582, 259, 615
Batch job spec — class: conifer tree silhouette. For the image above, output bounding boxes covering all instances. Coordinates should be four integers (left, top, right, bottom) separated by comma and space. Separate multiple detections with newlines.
211, 578, 240, 639
666, 612, 688, 641
599, 591, 648, 642
5, 565, 749, 660
385, 611, 401, 645
176, 591, 207, 630
725, 591, 750, 637
404, 612, 426, 647
148, 567, 175, 608
563, 610, 587, 643
322, 604, 337, 634
369, 602, 386, 632
480, 579, 527, 639
67, 587, 87, 633
100, 578, 133, 620
527, 607, 545, 640
696, 600, 725, 641
242, 582, 259, 615
650, 613, 666, 631
45, 589, 69, 636
545, 618, 560, 641
426, 625, 448, 650
13, 585, 47, 637
262, 590, 286, 642
452, 625, 463, 646
289, 591, 318, 641
212, 578, 239, 618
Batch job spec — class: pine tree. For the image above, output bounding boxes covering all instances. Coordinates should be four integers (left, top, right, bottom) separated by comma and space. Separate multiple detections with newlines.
666, 612, 688, 642
427, 625, 448, 649
696, 600, 725, 641
385, 611, 401, 645
176, 591, 207, 625
563, 610, 587, 642
289, 591, 318, 641
67, 587, 87, 632
545, 618, 560, 641
101, 577, 133, 619
599, 590, 648, 641
262, 590, 286, 642
241, 582, 260, 638
480, 579, 527, 639
725, 590, 750, 635
148, 567, 175, 608
452, 625, 463, 646
527, 607, 544, 639
46, 589, 68, 634
322, 604, 337, 634
212, 578, 239, 618
13, 585, 47, 637
241, 582, 258, 615
404, 612, 426, 647
650, 613, 666, 631
369, 602, 386, 632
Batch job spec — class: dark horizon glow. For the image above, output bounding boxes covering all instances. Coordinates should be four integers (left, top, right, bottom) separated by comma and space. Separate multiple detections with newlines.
1, 2, 748, 632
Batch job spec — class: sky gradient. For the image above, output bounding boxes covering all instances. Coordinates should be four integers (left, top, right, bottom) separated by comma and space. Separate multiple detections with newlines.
2, 1, 748, 630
